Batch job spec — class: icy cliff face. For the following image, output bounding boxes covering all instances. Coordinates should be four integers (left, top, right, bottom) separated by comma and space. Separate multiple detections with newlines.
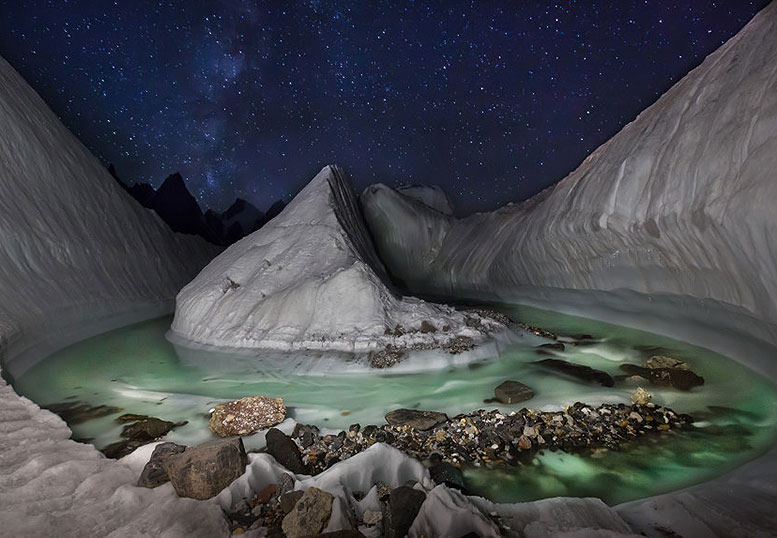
0, 55, 218, 357
0, 54, 221, 536
363, 0, 777, 327
172, 165, 500, 352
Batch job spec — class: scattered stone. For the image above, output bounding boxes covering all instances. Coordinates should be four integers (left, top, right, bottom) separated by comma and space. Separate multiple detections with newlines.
442, 335, 475, 354
535, 358, 615, 387
45, 401, 122, 425
385, 486, 426, 538
620, 364, 704, 391
494, 380, 535, 404
429, 453, 465, 490
646, 355, 689, 370
369, 345, 407, 368
385, 409, 448, 431
280, 490, 305, 514
631, 387, 653, 405
516, 322, 557, 339
137, 442, 187, 488
165, 437, 248, 500
420, 320, 437, 333
281, 487, 334, 538
266, 428, 307, 474
209, 396, 286, 437
464, 308, 513, 326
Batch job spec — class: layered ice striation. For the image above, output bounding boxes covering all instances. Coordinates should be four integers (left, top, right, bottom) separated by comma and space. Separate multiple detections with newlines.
0, 53, 221, 536
172, 165, 502, 352
363, 0, 777, 328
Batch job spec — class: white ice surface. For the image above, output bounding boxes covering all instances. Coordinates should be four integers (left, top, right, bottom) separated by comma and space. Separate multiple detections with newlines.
362, 1, 777, 329
172, 165, 503, 352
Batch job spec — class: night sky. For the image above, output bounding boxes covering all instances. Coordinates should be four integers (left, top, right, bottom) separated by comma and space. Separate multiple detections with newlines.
0, 1, 770, 213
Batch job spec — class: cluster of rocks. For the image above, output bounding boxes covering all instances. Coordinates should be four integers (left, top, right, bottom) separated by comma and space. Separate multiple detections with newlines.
281, 403, 692, 477
368, 309, 509, 368
137, 437, 248, 500
617, 355, 705, 391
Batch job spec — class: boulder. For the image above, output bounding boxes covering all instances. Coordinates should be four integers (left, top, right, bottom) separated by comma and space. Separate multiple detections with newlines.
164, 437, 248, 500
208, 396, 286, 437
280, 490, 306, 514
281, 487, 334, 538
429, 454, 465, 490
630, 387, 653, 405
494, 380, 535, 404
384, 486, 426, 538
265, 427, 307, 474
137, 442, 187, 488
385, 409, 448, 431
534, 358, 615, 387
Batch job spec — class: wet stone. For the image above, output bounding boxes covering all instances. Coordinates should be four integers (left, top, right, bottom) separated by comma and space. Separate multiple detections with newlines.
535, 358, 615, 387
45, 401, 122, 425
137, 442, 187, 488
385, 409, 448, 430
265, 428, 307, 474
494, 380, 535, 404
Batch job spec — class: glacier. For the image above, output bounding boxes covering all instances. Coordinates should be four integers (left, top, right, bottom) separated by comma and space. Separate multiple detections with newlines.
1, 0, 777, 536
171, 164, 506, 355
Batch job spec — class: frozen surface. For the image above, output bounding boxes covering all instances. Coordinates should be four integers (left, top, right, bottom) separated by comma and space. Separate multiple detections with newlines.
363, 0, 777, 328
0, 53, 220, 536
172, 165, 503, 352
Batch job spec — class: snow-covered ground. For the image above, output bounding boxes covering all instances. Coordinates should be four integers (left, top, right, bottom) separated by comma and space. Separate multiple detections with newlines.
171, 165, 505, 354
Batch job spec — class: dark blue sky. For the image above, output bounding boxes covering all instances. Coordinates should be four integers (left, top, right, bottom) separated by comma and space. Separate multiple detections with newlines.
0, 1, 770, 213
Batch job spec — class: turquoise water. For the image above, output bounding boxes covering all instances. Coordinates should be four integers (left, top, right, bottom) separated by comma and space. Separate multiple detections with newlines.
11, 305, 777, 505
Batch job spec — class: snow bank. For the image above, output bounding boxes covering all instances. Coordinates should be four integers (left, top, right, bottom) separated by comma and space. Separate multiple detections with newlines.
363, 0, 777, 330
172, 165, 504, 352
0, 53, 219, 536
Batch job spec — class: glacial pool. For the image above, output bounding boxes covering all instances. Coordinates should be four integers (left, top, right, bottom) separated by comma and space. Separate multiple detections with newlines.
9, 304, 777, 505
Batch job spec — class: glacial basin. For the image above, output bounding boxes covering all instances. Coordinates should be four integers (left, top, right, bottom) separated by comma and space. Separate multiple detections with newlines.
9, 303, 777, 506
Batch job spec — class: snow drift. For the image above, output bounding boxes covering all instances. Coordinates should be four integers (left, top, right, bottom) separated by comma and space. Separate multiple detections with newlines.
363, 0, 777, 329
172, 165, 503, 352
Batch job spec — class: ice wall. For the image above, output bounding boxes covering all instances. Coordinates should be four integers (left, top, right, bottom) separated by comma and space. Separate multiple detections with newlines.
172, 165, 501, 352
0, 54, 220, 536
362, 0, 777, 328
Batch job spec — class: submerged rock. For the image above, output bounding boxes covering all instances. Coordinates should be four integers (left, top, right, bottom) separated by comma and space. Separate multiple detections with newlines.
165, 437, 248, 500
122, 417, 177, 441
646, 355, 689, 370
385, 409, 448, 431
137, 442, 187, 488
534, 358, 615, 387
493, 380, 535, 404
281, 487, 334, 538
45, 401, 122, 425
620, 364, 704, 391
208, 395, 286, 437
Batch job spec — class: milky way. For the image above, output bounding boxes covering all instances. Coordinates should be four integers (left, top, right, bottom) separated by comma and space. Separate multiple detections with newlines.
0, 1, 769, 212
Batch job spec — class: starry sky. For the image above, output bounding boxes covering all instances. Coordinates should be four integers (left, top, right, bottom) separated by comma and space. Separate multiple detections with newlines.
0, 1, 770, 213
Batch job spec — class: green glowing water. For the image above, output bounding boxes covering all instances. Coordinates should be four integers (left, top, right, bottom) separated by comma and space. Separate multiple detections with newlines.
12, 304, 777, 505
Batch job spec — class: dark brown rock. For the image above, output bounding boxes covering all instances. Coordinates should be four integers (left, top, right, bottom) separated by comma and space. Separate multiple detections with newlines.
385, 409, 448, 431
137, 442, 186, 488
384, 486, 426, 538
494, 380, 535, 404
122, 417, 176, 441
535, 358, 615, 387
420, 320, 437, 333
266, 428, 307, 474
620, 363, 703, 391
280, 490, 305, 514
164, 437, 248, 500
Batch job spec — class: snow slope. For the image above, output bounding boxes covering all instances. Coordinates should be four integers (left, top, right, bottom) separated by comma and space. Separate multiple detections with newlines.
0, 53, 221, 536
363, 0, 777, 329
172, 165, 502, 352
